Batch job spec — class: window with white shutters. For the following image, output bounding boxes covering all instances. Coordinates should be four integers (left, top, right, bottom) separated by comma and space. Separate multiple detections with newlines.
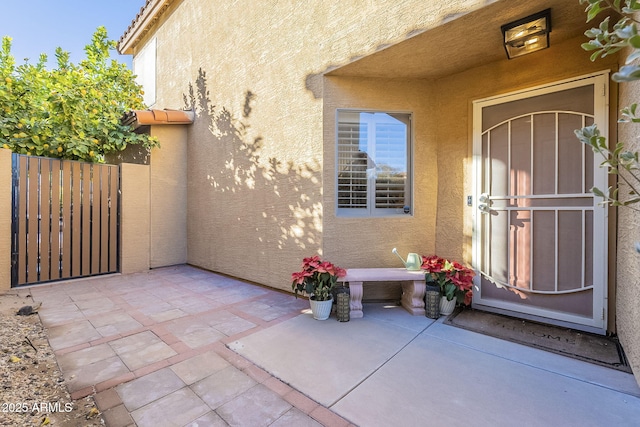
336, 111, 412, 216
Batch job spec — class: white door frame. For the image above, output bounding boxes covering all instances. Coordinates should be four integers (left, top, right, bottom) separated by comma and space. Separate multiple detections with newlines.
471, 72, 609, 334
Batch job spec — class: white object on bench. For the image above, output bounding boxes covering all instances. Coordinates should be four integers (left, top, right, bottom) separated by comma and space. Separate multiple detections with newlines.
339, 268, 426, 318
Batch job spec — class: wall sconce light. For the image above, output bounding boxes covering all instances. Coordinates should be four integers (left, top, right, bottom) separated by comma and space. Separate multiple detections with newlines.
501, 9, 551, 59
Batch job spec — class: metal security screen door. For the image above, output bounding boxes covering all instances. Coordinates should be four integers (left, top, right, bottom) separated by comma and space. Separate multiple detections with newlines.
472, 74, 608, 334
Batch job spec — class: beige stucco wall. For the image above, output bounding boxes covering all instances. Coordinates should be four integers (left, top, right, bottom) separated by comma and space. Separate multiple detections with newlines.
615, 76, 640, 384
322, 77, 437, 267
124, 0, 631, 347
0, 149, 11, 291
131, 0, 493, 291
120, 163, 151, 274
150, 126, 188, 267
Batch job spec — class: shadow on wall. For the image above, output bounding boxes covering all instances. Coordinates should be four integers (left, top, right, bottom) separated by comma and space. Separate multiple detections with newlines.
183, 68, 322, 254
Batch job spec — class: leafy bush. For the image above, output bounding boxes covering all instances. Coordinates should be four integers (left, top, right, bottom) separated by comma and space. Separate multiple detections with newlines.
0, 27, 157, 162
575, 0, 640, 210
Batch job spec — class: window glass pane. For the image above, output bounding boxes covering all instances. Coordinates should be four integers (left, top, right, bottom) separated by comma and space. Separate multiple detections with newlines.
337, 111, 410, 215
374, 114, 407, 209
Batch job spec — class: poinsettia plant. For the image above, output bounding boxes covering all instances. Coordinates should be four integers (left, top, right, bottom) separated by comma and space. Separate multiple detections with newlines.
291, 255, 347, 301
421, 255, 474, 305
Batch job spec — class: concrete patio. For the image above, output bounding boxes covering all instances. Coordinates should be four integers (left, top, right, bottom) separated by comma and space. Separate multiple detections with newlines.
17, 265, 640, 426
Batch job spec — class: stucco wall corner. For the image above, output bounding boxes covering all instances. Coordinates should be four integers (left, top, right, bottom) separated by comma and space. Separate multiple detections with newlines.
615, 76, 640, 385
120, 163, 151, 274
150, 126, 188, 268
0, 149, 12, 291
616, 206, 640, 383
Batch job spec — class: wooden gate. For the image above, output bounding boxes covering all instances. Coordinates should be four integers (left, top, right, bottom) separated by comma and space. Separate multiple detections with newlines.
11, 154, 120, 287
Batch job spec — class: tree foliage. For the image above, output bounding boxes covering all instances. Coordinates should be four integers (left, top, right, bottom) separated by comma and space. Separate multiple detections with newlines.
575, 0, 640, 212
0, 27, 157, 163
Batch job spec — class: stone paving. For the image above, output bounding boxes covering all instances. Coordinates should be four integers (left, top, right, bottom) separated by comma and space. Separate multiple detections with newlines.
22, 265, 350, 427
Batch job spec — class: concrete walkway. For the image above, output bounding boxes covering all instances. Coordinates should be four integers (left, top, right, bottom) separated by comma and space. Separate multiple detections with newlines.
18, 265, 640, 426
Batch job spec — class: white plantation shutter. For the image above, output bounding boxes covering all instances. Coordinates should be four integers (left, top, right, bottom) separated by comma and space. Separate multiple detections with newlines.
337, 111, 411, 215
337, 119, 368, 209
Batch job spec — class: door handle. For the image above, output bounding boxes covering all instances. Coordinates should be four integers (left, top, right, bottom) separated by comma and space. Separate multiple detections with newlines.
478, 193, 491, 213
478, 203, 491, 213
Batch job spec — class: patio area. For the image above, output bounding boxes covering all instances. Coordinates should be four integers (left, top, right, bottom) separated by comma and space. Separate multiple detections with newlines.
17, 265, 640, 426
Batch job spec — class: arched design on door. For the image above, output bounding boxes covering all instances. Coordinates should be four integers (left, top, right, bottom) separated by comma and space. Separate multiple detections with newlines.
473, 74, 608, 334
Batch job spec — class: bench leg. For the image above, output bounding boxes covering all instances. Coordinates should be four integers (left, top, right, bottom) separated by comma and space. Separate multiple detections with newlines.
401, 280, 426, 316
348, 281, 364, 318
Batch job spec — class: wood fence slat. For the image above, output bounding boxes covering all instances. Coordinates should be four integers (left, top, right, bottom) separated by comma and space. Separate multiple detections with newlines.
39, 159, 51, 281
17, 156, 27, 285
26, 157, 40, 284
12, 155, 120, 286
61, 161, 72, 278
109, 166, 118, 272
50, 160, 61, 280
91, 165, 100, 274
81, 164, 91, 275
71, 162, 82, 277
99, 167, 108, 273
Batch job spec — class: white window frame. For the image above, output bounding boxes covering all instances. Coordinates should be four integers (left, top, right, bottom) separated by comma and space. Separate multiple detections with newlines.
335, 109, 413, 217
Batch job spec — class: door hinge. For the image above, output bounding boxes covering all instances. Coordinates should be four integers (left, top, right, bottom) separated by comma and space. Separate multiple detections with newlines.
602, 308, 605, 320
601, 84, 606, 97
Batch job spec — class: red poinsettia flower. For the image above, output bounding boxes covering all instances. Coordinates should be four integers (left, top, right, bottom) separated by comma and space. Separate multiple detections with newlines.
291, 255, 346, 301
464, 289, 473, 306
421, 254, 475, 306
291, 270, 312, 285
302, 255, 321, 270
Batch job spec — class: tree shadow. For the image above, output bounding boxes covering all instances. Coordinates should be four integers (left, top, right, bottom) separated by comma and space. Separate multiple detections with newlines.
183, 68, 322, 262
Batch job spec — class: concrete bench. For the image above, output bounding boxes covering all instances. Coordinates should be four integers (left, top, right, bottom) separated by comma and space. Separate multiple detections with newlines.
339, 268, 426, 318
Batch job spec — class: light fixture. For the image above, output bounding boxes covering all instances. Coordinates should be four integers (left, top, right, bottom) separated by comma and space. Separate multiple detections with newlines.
501, 9, 551, 59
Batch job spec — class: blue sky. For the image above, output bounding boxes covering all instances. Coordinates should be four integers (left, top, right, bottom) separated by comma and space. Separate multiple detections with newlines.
2, 1, 147, 68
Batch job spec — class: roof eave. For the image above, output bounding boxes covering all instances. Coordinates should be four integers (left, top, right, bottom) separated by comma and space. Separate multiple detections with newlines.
117, 0, 173, 55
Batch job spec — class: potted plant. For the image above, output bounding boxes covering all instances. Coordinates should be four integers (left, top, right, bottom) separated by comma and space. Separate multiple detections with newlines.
291, 255, 346, 320
421, 255, 474, 315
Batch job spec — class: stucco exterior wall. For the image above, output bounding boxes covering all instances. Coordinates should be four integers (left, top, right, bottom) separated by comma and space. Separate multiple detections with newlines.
150, 126, 188, 267
615, 77, 640, 384
132, 0, 491, 291
322, 77, 437, 267
120, 163, 151, 274
0, 149, 11, 291
114, 0, 637, 383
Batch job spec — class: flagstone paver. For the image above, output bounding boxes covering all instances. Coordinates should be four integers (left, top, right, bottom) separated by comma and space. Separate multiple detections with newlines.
131, 388, 210, 427
65, 355, 130, 393
216, 384, 292, 426
170, 350, 230, 385
26, 266, 353, 426
22, 264, 639, 426
56, 343, 117, 371
191, 366, 257, 409
47, 319, 103, 350
116, 368, 186, 411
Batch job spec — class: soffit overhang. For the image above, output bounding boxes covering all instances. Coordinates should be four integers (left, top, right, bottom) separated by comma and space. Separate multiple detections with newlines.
326, 0, 597, 80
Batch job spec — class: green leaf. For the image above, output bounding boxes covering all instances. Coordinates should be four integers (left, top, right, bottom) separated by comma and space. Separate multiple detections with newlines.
0, 27, 154, 160
613, 64, 640, 82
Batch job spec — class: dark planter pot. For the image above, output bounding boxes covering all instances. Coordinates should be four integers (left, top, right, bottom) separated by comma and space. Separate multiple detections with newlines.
425, 281, 441, 319
334, 286, 350, 322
